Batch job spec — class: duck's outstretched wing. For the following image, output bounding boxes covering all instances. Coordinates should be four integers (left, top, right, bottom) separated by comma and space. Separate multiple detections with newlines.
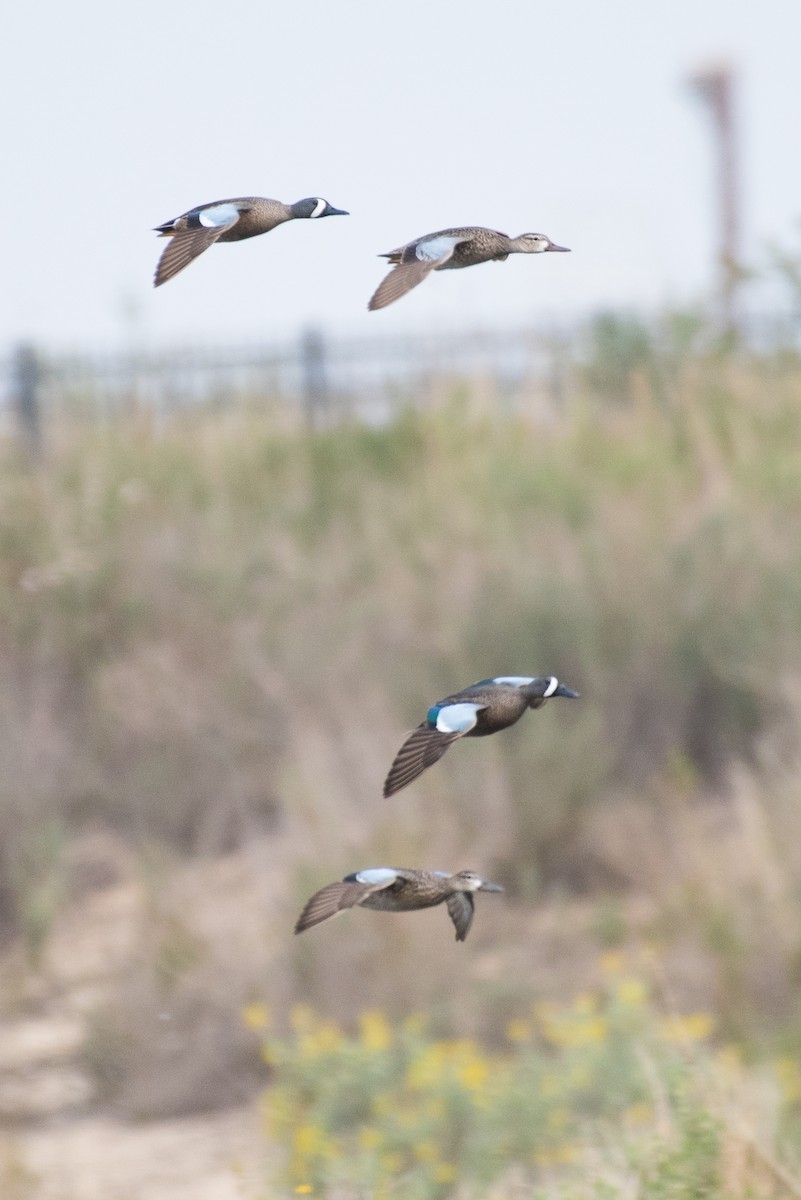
153, 203, 242, 287
294, 868, 399, 933
383, 725, 460, 796
368, 234, 464, 310
445, 892, 475, 941
383, 702, 483, 797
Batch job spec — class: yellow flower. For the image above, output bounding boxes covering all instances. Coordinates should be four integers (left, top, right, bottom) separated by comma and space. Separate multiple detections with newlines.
615, 977, 647, 1008
582, 1016, 608, 1044
775, 1057, 801, 1104
360, 1010, 392, 1051
359, 1127, 383, 1150
262, 1090, 292, 1136
406, 1042, 447, 1090
434, 1163, 457, 1183
414, 1140, 438, 1163
658, 1013, 713, 1043
459, 1057, 489, 1091
506, 1018, 532, 1043
299, 1021, 343, 1058
242, 1001, 271, 1031
541, 1012, 608, 1048
295, 1188, 313, 1196
294, 1124, 325, 1157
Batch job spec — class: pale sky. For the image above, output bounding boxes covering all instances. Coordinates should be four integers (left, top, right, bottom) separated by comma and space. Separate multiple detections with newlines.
2, 0, 799, 350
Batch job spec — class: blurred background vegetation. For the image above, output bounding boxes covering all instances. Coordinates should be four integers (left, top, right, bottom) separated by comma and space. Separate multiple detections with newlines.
3, 312, 801, 1198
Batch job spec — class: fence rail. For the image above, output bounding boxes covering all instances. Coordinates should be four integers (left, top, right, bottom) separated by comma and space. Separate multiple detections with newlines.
1, 313, 799, 447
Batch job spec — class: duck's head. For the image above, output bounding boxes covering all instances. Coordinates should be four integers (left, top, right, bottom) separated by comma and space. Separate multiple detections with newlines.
515, 232, 570, 253
292, 197, 349, 219
522, 676, 580, 707
452, 870, 504, 893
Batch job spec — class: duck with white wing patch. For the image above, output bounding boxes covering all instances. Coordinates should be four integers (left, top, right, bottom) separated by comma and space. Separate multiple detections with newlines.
294, 868, 504, 942
384, 675, 579, 797
152, 194, 349, 287
368, 226, 570, 310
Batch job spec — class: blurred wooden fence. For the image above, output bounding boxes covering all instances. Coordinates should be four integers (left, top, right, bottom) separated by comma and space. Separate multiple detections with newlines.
1, 315, 798, 451
0, 327, 571, 442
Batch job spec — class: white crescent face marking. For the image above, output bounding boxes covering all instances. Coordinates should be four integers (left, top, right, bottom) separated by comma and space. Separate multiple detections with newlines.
491, 676, 535, 687
309, 197, 327, 218
435, 702, 481, 734
355, 867, 398, 886
198, 203, 240, 228
544, 676, 559, 698
416, 235, 463, 263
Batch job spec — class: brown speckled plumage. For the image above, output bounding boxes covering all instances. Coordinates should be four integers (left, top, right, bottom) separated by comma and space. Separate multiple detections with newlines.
368, 226, 569, 310
294, 868, 503, 942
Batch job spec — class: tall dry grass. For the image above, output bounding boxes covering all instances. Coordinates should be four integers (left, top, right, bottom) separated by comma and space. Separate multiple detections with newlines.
2, 327, 801, 1112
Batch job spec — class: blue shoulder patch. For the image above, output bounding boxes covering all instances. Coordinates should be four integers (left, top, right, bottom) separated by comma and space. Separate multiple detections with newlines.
426, 705, 441, 726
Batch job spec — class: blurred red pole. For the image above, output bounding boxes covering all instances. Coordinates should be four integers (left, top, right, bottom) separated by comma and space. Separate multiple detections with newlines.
688, 65, 741, 331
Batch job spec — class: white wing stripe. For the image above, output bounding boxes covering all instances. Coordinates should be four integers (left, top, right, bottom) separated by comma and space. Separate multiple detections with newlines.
355, 867, 398, 886
435, 703, 481, 734
415, 235, 464, 263
198, 203, 241, 228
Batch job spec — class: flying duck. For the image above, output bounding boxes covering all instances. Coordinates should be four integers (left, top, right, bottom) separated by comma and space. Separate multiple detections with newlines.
294, 867, 504, 942
368, 226, 569, 310
152, 195, 348, 286
384, 675, 579, 797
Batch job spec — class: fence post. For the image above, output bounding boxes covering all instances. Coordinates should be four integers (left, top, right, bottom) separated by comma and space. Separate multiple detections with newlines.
300, 328, 328, 428
13, 343, 43, 460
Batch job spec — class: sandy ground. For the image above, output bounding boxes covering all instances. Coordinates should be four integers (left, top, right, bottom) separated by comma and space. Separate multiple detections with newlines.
5, 1107, 265, 1200
0, 838, 269, 1200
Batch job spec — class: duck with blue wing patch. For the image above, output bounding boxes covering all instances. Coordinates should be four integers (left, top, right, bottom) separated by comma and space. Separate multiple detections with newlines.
294, 868, 503, 941
368, 225, 570, 310
152, 194, 348, 287
383, 675, 579, 797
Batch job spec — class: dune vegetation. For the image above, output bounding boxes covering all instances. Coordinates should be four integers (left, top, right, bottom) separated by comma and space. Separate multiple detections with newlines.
2, 315, 801, 1195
